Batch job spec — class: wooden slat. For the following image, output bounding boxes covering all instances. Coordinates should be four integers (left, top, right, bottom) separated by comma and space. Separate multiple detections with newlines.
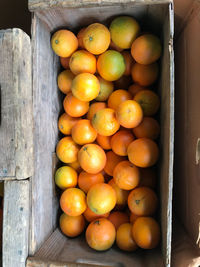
0, 29, 33, 180
3, 180, 30, 267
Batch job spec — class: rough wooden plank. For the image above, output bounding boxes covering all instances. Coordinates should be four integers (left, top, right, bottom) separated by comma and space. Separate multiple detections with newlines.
28, 0, 172, 12
3, 180, 30, 267
0, 29, 33, 180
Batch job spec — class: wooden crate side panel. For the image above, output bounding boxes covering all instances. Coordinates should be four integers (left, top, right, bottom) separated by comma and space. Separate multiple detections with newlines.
3, 180, 30, 267
29, 15, 60, 255
0, 28, 33, 180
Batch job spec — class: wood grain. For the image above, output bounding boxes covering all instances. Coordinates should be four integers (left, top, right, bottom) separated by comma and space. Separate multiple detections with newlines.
0, 28, 33, 180
3, 180, 29, 267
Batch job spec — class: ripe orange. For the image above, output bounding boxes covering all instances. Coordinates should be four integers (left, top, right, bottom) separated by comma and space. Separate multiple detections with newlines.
110, 16, 140, 49
108, 89, 132, 111
134, 90, 160, 116
87, 102, 106, 121
83, 23, 110, 55
57, 70, 75, 94
133, 117, 160, 140
84, 207, 109, 222
60, 188, 86, 216
128, 84, 146, 97
78, 171, 104, 193
51, 29, 78, 57
86, 218, 116, 251
56, 136, 79, 163
111, 130, 135, 156
58, 113, 79, 135
116, 223, 138, 251
131, 62, 158, 86
60, 57, 70, 69
97, 50, 125, 81
71, 73, 100, 102
95, 76, 114, 101
96, 134, 112, 150
68, 160, 82, 173
77, 27, 86, 49
78, 144, 106, 174
71, 119, 97, 145
104, 151, 125, 176
113, 161, 140, 190
60, 213, 85, 237
131, 34, 162, 65
69, 50, 96, 75
139, 168, 156, 189
130, 213, 140, 224
55, 166, 77, 190
109, 40, 123, 52
108, 179, 129, 208
87, 183, 117, 214
127, 138, 159, 167
63, 93, 89, 117
122, 51, 135, 76
116, 100, 143, 128
92, 108, 120, 136
132, 217, 160, 249
128, 187, 158, 216
108, 211, 129, 230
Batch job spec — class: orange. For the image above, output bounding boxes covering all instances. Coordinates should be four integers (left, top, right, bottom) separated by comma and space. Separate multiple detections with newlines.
84, 207, 109, 222
97, 50, 125, 81
51, 29, 78, 57
134, 90, 160, 116
77, 27, 86, 49
104, 151, 125, 176
87, 102, 106, 121
60, 213, 85, 237
96, 134, 112, 150
131, 62, 158, 86
108, 179, 129, 208
68, 160, 82, 173
131, 34, 162, 65
60, 57, 70, 69
114, 75, 132, 89
133, 117, 160, 140
116, 223, 138, 251
132, 217, 160, 249
122, 51, 135, 76
108, 211, 129, 230
95, 76, 114, 101
127, 138, 159, 167
86, 218, 116, 251
113, 161, 140, 190
78, 144, 106, 174
69, 50, 96, 75
72, 73, 100, 102
111, 130, 135, 156
60, 188, 86, 216
128, 187, 158, 216
130, 213, 140, 224
116, 100, 143, 128
63, 93, 89, 117
58, 113, 79, 135
57, 70, 75, 94
83, 23, 110, 55
87, 183, 116, 214
109, 40, 123, 52
55, 166, 77, 190
56, 136, 79, 163
78, 171, 104, 193
108, 89, 132, 111
128, 84, 146, 97
139, 168, 156, 189
92, 108, 120, 136
109, 16, 140, 49
71, 119, 97, 145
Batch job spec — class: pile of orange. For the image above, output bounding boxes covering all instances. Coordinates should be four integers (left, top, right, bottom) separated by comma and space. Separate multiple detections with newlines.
51, 15, 162, 252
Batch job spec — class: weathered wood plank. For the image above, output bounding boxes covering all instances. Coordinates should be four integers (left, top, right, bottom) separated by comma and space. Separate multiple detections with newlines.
3, 180, 30, 267
0, 29, 33, 180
